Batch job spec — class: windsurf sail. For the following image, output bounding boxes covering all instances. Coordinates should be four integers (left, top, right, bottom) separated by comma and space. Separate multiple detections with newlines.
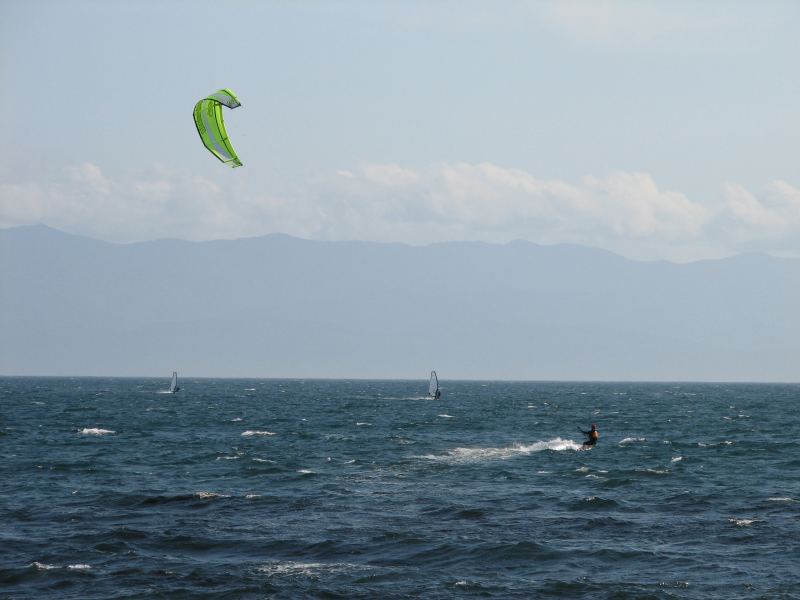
429, 371, 439, 398
193, 88, 243, 167
169, 371, 180, 394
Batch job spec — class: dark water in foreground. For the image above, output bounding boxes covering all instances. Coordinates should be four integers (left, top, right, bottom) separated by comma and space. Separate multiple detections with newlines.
1, 378, 799, 599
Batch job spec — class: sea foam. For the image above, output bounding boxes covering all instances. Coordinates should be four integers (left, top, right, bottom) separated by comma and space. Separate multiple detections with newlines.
422, 437, 582, 463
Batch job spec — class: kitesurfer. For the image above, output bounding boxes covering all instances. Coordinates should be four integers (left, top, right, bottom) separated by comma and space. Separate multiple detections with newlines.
580, 423, 599, 448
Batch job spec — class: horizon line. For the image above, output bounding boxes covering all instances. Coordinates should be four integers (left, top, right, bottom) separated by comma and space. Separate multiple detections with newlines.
2, 373, 798, 385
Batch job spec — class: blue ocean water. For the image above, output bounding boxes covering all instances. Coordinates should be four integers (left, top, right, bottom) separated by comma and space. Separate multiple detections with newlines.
1, 378, 799, 599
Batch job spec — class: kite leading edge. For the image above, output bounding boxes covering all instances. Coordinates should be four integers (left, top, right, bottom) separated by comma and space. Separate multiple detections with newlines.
193, 88, 243, 168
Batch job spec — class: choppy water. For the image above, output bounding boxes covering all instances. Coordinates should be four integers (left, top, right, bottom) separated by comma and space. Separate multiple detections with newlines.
1, 378, 799, 599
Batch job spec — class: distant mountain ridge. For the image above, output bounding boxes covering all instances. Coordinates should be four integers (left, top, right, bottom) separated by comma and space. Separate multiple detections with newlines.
1, 225, 799, 381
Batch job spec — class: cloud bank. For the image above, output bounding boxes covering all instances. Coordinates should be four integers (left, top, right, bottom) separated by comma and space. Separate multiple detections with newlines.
2, 162, 799, 262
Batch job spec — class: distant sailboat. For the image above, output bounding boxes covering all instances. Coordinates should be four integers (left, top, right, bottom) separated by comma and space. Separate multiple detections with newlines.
168, 371, 180, 394
428, 371, 441, 399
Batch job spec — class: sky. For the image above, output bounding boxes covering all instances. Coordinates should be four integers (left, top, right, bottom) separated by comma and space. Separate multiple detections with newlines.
1, 0, 798, 262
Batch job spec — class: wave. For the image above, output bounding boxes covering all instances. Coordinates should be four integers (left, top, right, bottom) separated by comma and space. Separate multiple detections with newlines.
79, 428, 115, 435
257, 560, 370, 577
241, 430, 276, 437
31, 562, 91, 571
698, 441, 734, 448
135, 492, 230, 506
195, 491, 229, 500
729, 518, 761, 527
421, 437, 582, 463
619, 437, 646, 445
577, 496, 620, 509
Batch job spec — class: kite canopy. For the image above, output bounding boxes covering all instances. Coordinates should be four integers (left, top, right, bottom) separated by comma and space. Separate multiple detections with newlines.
193, 88, 243, 167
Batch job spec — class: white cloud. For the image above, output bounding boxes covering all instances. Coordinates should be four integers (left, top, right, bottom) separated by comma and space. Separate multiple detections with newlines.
719, 181, 800, 252
541, 0, 744, 48
1, 162, 799, 262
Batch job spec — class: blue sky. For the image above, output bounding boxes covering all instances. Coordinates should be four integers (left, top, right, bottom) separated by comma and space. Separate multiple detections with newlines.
1, 0, 798, 260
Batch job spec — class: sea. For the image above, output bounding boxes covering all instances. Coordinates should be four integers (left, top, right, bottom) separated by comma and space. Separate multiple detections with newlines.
1, 378, 798, 599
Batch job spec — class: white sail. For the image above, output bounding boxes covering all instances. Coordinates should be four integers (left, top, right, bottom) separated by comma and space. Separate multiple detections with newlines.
428, 371, 439, 398
169, 371, 179, 394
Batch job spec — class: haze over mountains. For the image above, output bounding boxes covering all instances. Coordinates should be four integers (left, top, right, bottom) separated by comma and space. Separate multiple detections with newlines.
1, 225, 799, 381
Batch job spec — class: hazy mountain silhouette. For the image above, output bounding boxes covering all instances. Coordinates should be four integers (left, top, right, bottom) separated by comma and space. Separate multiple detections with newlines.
2, 225, 799, 380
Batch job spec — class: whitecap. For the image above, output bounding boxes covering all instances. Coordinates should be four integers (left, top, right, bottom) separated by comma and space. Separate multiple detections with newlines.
729, 518, 760, 527
355, 422, 371, 426
252, 458, 275, 463
437, 414, 454, 418
257, 561, 367, 577
31, 561, 92, 571
79, 428, 115, 435
619, 437, 645, 445
246, 494, 261, 499
297, 469, 315, 474
216, 455, 240, 460
767, 497, 793, 502
671, 456, 683, 463
242, 430, 276, 437
195, 491, 230, 499
231, 417, 243, 422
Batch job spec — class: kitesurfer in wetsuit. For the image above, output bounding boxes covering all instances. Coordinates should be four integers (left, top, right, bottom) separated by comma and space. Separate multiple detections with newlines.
580, 423, 599, 448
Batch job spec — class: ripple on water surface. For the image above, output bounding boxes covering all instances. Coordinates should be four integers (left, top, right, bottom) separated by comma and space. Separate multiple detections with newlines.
1, 378, 798, 598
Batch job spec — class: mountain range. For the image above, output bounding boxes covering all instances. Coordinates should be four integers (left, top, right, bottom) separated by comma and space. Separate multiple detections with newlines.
1, 225, 799, 381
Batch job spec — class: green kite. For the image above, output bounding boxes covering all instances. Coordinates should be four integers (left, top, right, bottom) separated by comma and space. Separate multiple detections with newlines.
193, 89, 243, 168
